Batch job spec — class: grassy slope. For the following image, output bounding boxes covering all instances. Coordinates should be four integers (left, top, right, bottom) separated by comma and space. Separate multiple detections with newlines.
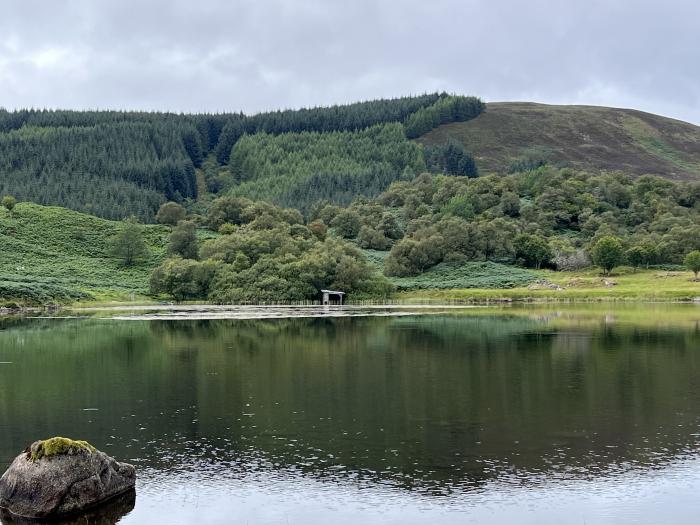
363, 248, 700, 302
0, 203, 171, 304
418, 102, 700, 180
397, 267, 700, 303
363, 249, 538, 290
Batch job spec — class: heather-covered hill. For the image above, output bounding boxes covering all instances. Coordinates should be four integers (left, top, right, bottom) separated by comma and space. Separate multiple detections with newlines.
419, 102, 700, 180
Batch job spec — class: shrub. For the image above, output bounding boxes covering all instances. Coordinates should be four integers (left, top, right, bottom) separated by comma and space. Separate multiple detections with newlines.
442, 194, 474, 220
626, 246, 645, 272
218, 223, 237, 235
357, 226, 391, 250
307, 220, 327, 241
384, 236, 444, 277
2, 195, 16, 214
685, 250, 700, 280
379, 213, 403, 240
156, 201, 186, 226
167, 220, 198, 260
150, 258, 219, 301
331, 210, 362, 239
507, 156, 547, 174
500, 191, 520, 217
206, 196, 251, 230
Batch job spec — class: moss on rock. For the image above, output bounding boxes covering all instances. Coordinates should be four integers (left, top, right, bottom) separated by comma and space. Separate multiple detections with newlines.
27, 437, 96, 462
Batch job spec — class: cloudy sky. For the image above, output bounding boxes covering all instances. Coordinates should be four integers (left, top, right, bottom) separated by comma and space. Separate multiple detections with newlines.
1, 0, 698, 123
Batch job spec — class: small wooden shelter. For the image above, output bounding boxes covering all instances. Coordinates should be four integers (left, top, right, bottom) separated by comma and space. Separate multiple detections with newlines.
321, 289, 345, 305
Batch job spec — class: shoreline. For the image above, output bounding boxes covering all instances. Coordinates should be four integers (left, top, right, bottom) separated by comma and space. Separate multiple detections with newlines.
13, 302, 700, 327
2, 295, 700, 317
1, 268, 699, 314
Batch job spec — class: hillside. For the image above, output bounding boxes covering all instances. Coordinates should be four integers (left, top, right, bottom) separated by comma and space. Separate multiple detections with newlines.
1, 163, 699, 306
0, 94, 475, 220
227, 123, 425, 212
0, 203, 171, 304
418, 102, 700, 180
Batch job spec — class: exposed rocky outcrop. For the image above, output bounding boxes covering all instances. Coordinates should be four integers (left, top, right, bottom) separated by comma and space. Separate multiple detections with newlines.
0, 438, 135, 520
527, 279, 565, 291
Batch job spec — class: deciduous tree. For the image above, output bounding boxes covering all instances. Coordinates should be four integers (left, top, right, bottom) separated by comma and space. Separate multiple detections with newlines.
514, 234, 552, 269
591, 236, 624, 275
685, 250, 700, 280
168, 220, 198, 260
108, 218, 147, 267
2, 195, 16, 215
156, 202, 186, 226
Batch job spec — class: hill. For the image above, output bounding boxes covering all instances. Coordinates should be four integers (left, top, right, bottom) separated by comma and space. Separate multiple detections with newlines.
0, 203, 171, 304
3, 97, 699, 227
418, 102, 700, 180
0, 94, 476, 221
1, 168, 699, 306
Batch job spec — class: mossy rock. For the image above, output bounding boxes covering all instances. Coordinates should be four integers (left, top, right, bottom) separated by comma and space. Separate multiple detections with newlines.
27, 437, 96, 462
1, 438, 135, 518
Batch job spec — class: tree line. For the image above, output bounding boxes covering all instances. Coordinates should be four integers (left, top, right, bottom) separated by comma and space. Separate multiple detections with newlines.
212, 93, 446, 164
308, 167, 700, 276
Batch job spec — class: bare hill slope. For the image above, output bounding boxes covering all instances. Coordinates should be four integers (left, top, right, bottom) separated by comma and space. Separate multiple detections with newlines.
418, 102, 700, 179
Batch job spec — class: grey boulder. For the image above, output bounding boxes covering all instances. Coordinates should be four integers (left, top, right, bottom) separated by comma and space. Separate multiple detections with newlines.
0, 439, 135, 519
0, 490, 135, 525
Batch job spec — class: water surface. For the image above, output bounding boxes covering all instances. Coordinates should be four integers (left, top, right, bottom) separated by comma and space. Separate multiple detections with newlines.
1, 305, 700, 524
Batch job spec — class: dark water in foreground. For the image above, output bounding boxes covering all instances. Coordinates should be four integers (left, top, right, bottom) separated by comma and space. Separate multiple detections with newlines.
1, 305, 700, 524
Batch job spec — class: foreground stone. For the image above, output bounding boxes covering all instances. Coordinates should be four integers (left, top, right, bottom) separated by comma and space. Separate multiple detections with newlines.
0, 438, 136, 519
0, 490, 135, 525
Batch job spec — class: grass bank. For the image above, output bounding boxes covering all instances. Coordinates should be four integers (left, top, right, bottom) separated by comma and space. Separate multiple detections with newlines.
396, 267, 700, 303
0, 203, 169, 305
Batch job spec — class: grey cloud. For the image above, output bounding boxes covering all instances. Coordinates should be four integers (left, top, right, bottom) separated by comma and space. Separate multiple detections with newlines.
0, 0, 698, 123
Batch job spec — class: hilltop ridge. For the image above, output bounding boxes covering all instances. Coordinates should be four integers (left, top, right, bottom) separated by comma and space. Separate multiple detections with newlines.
419, 102, 700, 180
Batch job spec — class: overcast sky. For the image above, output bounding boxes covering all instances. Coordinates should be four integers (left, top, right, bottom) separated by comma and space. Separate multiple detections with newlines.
1, 0, 698, 123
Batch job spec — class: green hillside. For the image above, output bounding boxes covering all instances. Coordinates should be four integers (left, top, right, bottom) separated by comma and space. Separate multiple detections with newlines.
0, 203, 171, 304
0, 94, 475, 221
418, 102, 700, 180
227, 123, 425, 212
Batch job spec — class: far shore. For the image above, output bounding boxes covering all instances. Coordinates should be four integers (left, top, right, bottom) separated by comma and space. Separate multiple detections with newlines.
0, 268, 698, 315
13, 302, 699, 328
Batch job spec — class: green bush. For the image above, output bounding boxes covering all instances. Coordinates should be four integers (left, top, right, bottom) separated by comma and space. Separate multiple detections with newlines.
156, 201, 186, 225
357, 226, 391, 250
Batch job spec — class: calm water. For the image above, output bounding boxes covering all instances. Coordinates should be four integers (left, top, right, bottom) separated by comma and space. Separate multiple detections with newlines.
1, 305, 700, 524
